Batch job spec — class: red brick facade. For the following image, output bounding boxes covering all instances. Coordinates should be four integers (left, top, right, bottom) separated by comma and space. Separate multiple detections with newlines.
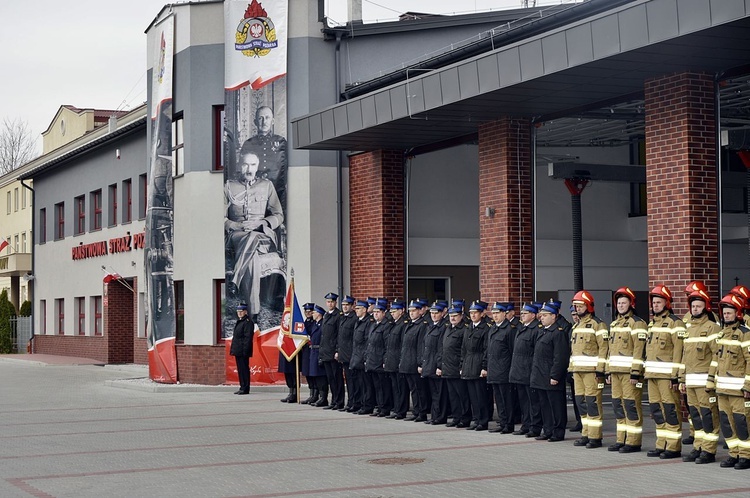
645, 72, 718, 316
349, 150, 405, 300
478, 118, 534, 304
34, 278, 139, 363
175, 345, 226, 385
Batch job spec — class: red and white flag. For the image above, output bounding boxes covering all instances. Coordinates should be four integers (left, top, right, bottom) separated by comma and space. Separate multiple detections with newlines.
277, 276, 308, 361
0, 237, 8, 252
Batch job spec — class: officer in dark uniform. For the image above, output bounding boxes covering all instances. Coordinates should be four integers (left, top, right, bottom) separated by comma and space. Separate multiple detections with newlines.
463, 301, 490, 430
230, 302, 254, 395
385, 300, 409, 419
487, 302, 516, 433
307, 305, 328, 406
509, 303, 543, 436
401, 300, 428, 421
421, 302, 449, 424
239, 106, 287, 207
336, 295, 357, 412
442, 306, 471, 428
300, 303, 317, 404
366, 301, 392, 416
350, 300, 373, 413
319, 292, 344, 409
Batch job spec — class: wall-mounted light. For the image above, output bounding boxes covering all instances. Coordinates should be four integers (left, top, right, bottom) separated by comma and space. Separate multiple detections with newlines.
485, 207, 495, 218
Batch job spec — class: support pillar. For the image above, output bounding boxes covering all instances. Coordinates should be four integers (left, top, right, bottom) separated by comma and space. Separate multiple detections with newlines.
645, 72, 718, 315
349, 150, 405, 300
478, 118, 533, 304
564, 178, 589, 293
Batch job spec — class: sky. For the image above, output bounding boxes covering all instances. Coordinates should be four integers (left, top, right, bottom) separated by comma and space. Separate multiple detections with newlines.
0, 0, 576, 154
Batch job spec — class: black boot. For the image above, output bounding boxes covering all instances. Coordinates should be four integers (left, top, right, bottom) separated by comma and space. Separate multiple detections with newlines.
280, 388, 292, 403
288, 388, 297, 403
301, 388, 317, 405
314, 388, 329, 407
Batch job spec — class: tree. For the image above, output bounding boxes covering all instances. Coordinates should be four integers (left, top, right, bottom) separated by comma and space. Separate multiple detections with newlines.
0, 289, 14, 353
19, 300, 32, 317
0, 118, 38, 175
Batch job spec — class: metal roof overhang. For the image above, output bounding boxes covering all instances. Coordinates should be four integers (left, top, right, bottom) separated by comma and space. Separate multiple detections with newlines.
292, 0, 750, 152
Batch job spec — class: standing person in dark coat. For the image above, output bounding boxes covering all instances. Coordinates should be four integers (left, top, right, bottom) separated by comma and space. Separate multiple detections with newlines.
509, 303, 543, 436
442, 306, 472, 428
531, 303, 571, 442
350, 300, 373, 414
230, 302, 255, 395
308, 305, 328, 406
463, 301, 490, 430
487, 302, 517, 433
401, 300, 428, 421
319, 292, 344, 409
336, 295, 357, 412
386, 300, 409, 419
300, 303, 317, 404
366, 302, 392, 417
421, 302, 449, 424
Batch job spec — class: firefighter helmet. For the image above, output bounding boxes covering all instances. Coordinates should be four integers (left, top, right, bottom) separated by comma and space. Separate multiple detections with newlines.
720, 293, 744, 319
687, 289, 712, 312
572, 290, 595, 313
650, 285, 672, 309
729, 285, 750, 305
613, 286, 636, 307
684, 281, 707, 296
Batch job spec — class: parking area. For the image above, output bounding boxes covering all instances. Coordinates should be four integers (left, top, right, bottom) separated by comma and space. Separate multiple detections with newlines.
1, 356, 749, 497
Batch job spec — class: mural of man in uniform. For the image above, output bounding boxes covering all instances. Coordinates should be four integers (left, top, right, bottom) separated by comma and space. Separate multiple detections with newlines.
240, 105, 287, 207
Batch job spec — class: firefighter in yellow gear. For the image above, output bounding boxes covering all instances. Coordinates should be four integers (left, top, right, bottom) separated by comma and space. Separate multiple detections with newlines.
707, 294, 750, 469
679, 289, 721, 464
606, 286, 647, 453
729, 285, 750, 328
681, 281, 711, 445
569, 290, 609, 449
644, 285, 685, 459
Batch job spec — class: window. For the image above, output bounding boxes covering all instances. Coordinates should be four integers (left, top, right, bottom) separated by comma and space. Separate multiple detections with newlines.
40, 300, 46, 334
56, 298, 64, 335
6, 192, 10, 214
123, 179, 132, 223
175, 280, 184, 342
4, 237, 8, 255
55, 202, 65, 240
216, 280, 226, 343
108, 184, 117, 226
75, 196, 85, 235
21, 233, 26, 253
139, 174, 147, 219
91, 189, 102, 230
13, 234, 18, 252
213, 106, 225, 171
172, 116, 184, 176
13, 187, 18, 212
76, 297, 85, 335
93, 296, 102, 336
21, 187, 26, 209
39, 208, 47, 244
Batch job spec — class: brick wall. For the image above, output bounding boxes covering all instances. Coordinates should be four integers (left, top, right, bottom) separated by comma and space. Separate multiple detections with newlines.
133, 337, 148, 365
175, 345, 226, 385
33, 335, 108, 361
349, 150, 405, 300
645, 72, 718, 316
478, 118, 534, 304
104, 279, 135, 363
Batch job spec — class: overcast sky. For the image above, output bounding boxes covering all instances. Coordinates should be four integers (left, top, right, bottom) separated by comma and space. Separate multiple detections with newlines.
0, 0, 575, 154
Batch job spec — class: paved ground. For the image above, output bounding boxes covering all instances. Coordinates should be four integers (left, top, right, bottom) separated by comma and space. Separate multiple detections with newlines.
1, 356, 750, 497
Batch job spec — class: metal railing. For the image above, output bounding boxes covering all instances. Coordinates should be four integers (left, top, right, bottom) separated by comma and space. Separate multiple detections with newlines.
10, 316, 32, 353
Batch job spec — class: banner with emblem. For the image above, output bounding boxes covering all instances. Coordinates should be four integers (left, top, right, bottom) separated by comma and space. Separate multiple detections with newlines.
277, 275, 308, 361
223, 0, 288, 383
145, 14, 177, 384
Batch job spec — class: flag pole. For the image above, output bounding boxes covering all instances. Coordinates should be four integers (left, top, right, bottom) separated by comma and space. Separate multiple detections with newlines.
295, 354, 300, 404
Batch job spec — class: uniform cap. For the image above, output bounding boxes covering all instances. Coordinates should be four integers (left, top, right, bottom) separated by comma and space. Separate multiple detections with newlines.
491, 302, 508, 312
324, 292, 339, 301
313, 305, 326, 315
373, 303, 387, 312
390, 300, 405, 310
522, 303, 539, 314
408, 300, 423, 309
354, 300, 369, 308
303, 302, 315, 311
236, 302, 248, 310
539, 303, 558, 315
430, 303, 446, 312
367, 296, 377, 305
448, 306, 463, 315
469, 301, 485, 311
341, 295, 355, 304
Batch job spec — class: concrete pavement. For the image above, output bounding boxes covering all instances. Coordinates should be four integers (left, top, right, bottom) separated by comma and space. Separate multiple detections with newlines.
0, 356, 749, 497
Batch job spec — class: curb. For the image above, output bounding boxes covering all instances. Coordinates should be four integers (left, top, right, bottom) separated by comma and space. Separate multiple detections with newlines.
105, 379, 299, 393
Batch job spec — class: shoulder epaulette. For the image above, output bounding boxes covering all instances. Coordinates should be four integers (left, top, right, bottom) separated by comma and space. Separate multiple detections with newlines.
591, 315, 604, 324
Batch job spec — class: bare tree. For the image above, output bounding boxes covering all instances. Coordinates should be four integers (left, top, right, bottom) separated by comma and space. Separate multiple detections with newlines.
0, 118, 38, 175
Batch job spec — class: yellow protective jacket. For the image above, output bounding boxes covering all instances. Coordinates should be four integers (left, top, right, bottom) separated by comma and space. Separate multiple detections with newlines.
569, 313, 609, 374
707, 321, 750, 396
606, 310, 647, 378
678, 314, 721, 386
644, 310, 685, 380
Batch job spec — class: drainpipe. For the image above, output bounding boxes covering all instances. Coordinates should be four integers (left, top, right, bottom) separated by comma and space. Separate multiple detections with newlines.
20, 179, 34, 345
564, 178, 589, 292
335, 32, 344, 298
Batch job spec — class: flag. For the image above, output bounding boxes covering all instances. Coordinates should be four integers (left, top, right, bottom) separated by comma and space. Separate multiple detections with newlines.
0, 237, 7, 252
277, 276, 308, 361
102, 271, 122, 284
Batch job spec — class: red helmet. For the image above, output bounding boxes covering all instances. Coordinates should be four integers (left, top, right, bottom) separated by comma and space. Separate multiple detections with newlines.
687, 289, 712, 312
613, 286, 636, 307
730, 285, 750, 303
684, 281, 707, 295
650, 285, 672, 309
720, 293, 744, 319
572, 290, 595, 313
